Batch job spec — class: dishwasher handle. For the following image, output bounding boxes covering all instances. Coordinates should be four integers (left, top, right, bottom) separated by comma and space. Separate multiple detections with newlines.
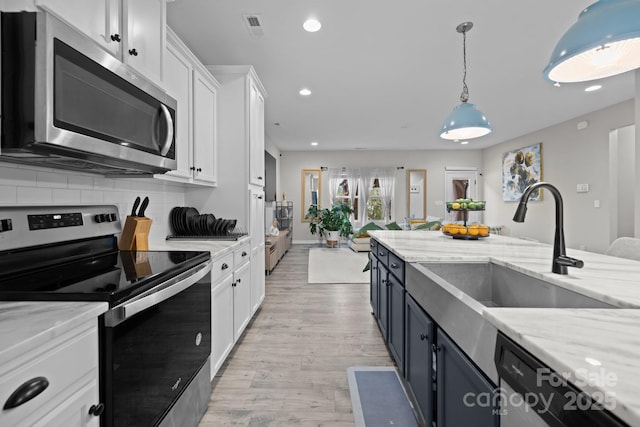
104, 259, 212, 327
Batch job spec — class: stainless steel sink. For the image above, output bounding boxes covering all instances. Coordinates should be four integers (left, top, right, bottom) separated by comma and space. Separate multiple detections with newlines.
406, 261, 616, 384
420, 261, 613, 309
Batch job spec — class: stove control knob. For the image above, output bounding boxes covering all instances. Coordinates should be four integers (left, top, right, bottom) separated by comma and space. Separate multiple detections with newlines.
94, 214, 106, 223
0, 219, 12, 232
108, 213, 118, 222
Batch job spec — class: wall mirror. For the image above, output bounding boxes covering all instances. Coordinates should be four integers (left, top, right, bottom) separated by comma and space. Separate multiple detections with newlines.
407, 169, 426, 220
301, 169, 321, 222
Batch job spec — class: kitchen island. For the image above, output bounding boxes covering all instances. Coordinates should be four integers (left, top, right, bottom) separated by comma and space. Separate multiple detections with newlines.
369, 230, 640, 426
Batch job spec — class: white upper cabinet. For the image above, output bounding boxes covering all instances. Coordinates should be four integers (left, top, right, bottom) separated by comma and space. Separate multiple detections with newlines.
249, 80, 265, 186
34, 0, 165, 86
121, 0, 164, 85
208, 66, 267, 188
155, 27, 219, 186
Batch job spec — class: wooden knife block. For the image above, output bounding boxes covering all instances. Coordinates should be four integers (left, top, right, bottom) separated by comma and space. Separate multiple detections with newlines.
119, 216, 152, 251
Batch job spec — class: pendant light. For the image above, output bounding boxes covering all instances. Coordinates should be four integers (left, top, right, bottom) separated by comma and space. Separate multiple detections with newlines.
543, 0, 640, 83
440, 22, 492, 141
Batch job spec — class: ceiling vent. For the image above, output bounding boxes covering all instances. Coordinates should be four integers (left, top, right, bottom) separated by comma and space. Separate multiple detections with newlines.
243, 14, 265, 37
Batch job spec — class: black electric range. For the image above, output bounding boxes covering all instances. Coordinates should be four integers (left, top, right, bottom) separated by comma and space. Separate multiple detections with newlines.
0, 205, 213, 427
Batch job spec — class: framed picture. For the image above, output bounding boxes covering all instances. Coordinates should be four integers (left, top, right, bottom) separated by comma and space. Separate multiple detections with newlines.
502, 142, 543, 201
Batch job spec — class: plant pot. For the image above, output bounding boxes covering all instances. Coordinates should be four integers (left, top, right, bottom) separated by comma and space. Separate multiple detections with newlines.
325, 230, 340, 247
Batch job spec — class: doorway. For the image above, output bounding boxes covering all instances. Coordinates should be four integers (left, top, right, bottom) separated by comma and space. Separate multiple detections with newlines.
609, 124, 636, 241
444, 168, 480, 223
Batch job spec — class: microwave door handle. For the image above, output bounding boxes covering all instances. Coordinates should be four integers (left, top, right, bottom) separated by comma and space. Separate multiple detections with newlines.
159, 104, 174, 156
104, 260, 212, 327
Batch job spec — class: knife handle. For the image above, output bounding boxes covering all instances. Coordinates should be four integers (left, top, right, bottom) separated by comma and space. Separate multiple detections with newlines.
138, 197, 149, 217
131, 196, 141, 217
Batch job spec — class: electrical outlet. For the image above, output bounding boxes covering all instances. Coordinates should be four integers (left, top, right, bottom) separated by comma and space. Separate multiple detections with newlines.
576, 184, 589, 193
409, 186, 420, 193
594, 200, 600, 208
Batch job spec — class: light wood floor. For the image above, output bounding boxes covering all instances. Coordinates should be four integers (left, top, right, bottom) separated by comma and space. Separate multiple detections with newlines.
199, 244, 393, 426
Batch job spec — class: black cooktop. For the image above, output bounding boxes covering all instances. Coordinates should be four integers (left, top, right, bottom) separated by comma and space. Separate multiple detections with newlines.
0, 235, 209, 306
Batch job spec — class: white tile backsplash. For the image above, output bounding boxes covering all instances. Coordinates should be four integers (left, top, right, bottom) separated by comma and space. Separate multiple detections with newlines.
36, 171, 68, 188
17, 186, 53, 204
0, 164, 188, 243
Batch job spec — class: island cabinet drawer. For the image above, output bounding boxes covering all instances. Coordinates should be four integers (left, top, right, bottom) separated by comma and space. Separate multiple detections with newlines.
370, 239, 379, 255
211, 252, 234, 283
376, 243, 389, 266
233, 243, 251, 268
0, 324, 98, 427
388, 252, 405, 283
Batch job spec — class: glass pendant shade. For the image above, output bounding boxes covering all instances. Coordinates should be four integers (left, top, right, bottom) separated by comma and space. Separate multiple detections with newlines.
440, 102, 492, 140
543, 0, 640, 83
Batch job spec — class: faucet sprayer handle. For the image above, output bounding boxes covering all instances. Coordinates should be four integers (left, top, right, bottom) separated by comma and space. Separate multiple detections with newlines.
555, 255, 584, 269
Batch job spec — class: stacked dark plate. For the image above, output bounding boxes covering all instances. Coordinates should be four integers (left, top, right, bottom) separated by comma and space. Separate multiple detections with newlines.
169, 207, 238, 237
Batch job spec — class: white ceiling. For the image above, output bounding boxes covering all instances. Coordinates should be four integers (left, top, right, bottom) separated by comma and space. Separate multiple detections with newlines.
166, 0, 635, 152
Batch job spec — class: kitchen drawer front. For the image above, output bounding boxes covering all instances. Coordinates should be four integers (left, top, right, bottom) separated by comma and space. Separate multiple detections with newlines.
211, 252, 234, 283
375, 243, 389, 267
369, 238, 379, 255
233, 243, 251, 268
33, 378, 99, 427
0, 324, 99, 427
388, 252, 405, 283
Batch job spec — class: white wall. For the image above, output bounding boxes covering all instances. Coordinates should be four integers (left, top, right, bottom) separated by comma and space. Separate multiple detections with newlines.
279, 149, 483, 242
0, 161, 186, 245
483, 99, 634, 253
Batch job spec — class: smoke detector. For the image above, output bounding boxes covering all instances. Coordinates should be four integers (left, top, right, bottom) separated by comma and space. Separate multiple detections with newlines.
243, 14, 265, 37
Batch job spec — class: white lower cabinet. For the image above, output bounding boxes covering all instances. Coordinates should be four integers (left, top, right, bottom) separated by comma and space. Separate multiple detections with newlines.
209, 240, 256, 380
210, 273, 234, 380
0, 321, 101, 427
250, 243, 265, 313
232, 262, 251, 341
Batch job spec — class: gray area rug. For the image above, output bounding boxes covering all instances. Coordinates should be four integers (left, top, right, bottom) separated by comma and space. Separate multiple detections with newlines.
307, 248, 369, 284
347, 366, 419, 427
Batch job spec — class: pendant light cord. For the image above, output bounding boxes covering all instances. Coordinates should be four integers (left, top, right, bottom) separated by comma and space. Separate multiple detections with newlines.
460, 29, 469, 103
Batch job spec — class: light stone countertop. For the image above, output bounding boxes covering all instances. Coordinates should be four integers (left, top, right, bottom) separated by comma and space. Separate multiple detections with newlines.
369, 230, 640, 426
150, 236, 251, 258
0, 301, 108, 366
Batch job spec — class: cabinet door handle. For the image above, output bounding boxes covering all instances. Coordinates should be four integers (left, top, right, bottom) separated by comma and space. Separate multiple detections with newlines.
237, 278, 241, 283
371, 266, 377, 270
390, 263, 399, 269
258, 196, 263, 199
196, 168, 202, 172
221, 263, 229, 270
110, 33, 121, 42
3, 377, 49, 410
257, 176, 263, 180
89, 403, 105, 416
190, 166, 196, 171
432, 344, 441, 352
380, 279, 387, 284
231, 281, 236, 287
242, 251, 247, 257
379, 251, 385, 257
128, 48, 138, 56
420, 333, 428, 341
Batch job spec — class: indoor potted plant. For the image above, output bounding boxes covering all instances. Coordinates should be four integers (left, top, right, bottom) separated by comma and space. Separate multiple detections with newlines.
306, 202, 354, 247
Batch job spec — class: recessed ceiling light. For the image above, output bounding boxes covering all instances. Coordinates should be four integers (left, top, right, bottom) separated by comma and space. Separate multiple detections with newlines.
460, 141, 469, 145
310, 141, 318, 146
585, 84, 602, 92
303, 18, 322, 32
553, 82, 561, 87
299, 88, 312, 96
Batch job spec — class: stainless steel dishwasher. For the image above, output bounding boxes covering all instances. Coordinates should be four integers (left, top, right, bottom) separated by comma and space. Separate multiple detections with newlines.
494, 332, 628, 427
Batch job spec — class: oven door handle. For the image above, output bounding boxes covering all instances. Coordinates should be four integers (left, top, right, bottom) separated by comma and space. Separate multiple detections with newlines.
104, 260, 212, 327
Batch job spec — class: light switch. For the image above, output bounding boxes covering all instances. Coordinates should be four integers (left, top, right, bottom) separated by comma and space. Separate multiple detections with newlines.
594, 200, 600, 208
577, 184, 589, 193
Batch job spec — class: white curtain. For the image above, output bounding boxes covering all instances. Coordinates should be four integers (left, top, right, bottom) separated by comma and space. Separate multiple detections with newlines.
328, 168, 342, 207
346, 168, 359, 223
361, 168, 375, 222
376, 167, 396, 222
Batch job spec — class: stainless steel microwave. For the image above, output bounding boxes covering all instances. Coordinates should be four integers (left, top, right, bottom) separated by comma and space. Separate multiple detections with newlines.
0, 11, 177, 175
